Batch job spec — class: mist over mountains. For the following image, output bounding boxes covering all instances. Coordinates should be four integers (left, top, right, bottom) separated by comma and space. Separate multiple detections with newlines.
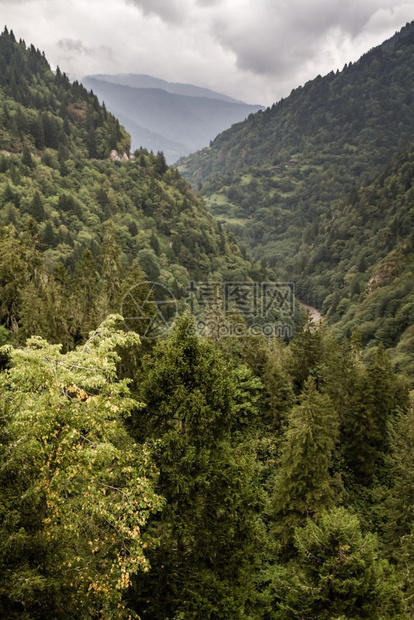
82, 74, 264, 163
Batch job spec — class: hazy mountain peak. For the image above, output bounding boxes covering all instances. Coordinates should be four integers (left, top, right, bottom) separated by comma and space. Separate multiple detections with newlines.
82, 73, 264, 163
86, 73, 243, 104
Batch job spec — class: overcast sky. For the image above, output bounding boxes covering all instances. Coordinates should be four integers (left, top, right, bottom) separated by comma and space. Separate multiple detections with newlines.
1, 0, 412, 105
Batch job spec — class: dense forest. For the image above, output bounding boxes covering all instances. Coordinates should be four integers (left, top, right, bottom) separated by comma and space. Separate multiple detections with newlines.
1, 26, 414, 620
0, 28, 266, 350
180, 21, 414, 375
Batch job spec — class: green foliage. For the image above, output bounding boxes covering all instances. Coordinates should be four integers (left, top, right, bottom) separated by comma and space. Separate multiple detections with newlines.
272, 378, 340, 545
0, 29, 130, 158
129, 313, 265, 619
341, 345, 409, 485
1, 25, 414, 620
0, 27, 261, 350
0, 130, 256, 348
0, 316, 162, 618
180, 22, 414, 374
386, 398, 414, 614
274, 507, 405, 619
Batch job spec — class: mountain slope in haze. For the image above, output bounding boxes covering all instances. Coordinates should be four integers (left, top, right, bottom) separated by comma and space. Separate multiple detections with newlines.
0, 28, 262, 349
82, 74, 264, 163
89, 73, 241, 103
179, 21, 414, 369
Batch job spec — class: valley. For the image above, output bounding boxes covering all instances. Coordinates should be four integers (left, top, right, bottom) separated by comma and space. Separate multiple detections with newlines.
180, 21, 414, 376
0, 20, 414, 620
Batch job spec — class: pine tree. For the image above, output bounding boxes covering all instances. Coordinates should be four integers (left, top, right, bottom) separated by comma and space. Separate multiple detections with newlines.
129, 312, 264, 619
386, 400, 414, 614
28, 190, 45, 221
275, 507, 405, 619
71, 249, 101, 340
272, 378, 340, 546
99, 221, 123, 313
342, 346, 409, 485
21, 143, 33, 167
287, 314, 325, 392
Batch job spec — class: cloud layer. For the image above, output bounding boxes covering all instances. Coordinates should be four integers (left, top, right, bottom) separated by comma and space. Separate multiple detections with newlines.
1, 0, 412, 105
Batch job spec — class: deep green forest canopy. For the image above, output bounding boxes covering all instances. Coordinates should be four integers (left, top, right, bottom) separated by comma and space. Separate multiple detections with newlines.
0, 28, 266, 349
180, 21, 414, 374
1, 25, 414, 620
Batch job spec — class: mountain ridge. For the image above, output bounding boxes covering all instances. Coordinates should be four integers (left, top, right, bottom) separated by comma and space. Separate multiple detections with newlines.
179, 21, 414, 375
82, 74, 264, 163
87, 72, 243, 103
0, 27, 264, 349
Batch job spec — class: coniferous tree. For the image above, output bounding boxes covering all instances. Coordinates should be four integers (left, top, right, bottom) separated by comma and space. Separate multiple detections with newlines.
272, 378, 340, 546
28, 191, 45, 221
287, 314, 324, 393
129, 313, 264, 619
21, 143, 33, 167
275, 508, 405, 619
99, 220, 124, 313
71, 249, 101, 340
386, 400, 414, 614
342, 346, 409, 485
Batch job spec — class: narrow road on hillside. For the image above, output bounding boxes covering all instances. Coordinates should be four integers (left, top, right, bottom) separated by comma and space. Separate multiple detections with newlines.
300, 303, 323, 323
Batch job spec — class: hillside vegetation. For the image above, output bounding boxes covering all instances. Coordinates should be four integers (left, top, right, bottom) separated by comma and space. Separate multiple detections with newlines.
0, 28, 261, 349
2, 27, 414, 620
180, 22, 414, 371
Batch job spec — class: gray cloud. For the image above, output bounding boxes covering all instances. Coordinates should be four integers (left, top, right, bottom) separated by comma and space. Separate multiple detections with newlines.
57, 38, 114, 65
57, 38, 88, 54
210, 0, 407, 79
196, 0, 222, 6
125, 0, 184, 23
1, 0, 413, 106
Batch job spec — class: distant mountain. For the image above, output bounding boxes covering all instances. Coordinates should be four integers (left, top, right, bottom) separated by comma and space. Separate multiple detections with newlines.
89, 73, 242, 103
82, 75, 264, 163
179, 21, 414, 373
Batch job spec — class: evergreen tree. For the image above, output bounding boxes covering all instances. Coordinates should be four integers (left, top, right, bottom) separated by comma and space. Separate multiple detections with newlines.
386, 400, 414, 614
129, 313, 264, 619
71, 249, 101, 340
272, 378, 340, 546
21, 143, 33, 167
0, 226, 28, 331
99, 220, 123, 313
342, 346, 408, 485
28, 191, 45, 221
287, 314, 324, 393
274, 507, 405, 619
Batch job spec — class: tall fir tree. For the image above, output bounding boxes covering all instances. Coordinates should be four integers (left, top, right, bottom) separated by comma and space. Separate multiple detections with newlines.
274, 507, 406, 619
129, 313, 264, 619
272, 378, 340, 546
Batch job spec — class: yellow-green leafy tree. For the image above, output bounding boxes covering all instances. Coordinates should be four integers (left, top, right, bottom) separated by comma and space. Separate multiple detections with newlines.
0, 315, 162, 619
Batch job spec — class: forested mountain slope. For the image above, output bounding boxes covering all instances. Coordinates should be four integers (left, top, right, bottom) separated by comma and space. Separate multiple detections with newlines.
0, 28, 260, 349
179, 22, 414, 366
2, 27, 414, 620
325, 144, 414, 372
